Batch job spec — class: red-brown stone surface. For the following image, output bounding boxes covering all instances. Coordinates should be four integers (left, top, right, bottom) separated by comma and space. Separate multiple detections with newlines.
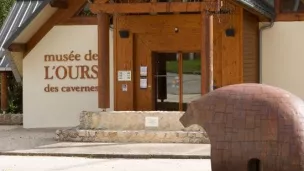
180, 83, 304, 171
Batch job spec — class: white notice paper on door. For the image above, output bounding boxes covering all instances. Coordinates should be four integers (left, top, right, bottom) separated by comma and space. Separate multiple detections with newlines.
140, 78, 147, 89
140, 66, 148, 76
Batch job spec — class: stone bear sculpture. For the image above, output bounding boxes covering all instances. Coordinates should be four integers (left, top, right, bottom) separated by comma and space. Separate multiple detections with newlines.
180, 83, 304, 171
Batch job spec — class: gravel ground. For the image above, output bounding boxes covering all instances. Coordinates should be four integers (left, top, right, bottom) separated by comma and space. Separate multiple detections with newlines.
0, 126, 58, 152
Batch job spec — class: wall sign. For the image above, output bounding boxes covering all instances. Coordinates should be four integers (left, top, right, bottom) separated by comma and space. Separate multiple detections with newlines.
43, 50, 98, 93
145, 117, 159, 127
117, 70, 132, 81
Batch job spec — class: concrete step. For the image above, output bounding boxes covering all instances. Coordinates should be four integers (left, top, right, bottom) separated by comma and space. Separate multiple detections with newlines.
79, 111, 205, 132
56, 129, 210, 144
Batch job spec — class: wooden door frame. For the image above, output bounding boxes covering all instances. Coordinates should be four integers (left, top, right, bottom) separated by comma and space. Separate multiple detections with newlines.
177, 52, 183, 111
133, 33, 203, 111
148, 51, 205, 112
150, 52, 184, 111
114, 13, 211, 111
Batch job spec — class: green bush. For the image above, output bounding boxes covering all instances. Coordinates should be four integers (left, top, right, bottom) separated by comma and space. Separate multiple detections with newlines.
0, 0, 21, 114
0, 0, 15, 26
6, 72, 22, 114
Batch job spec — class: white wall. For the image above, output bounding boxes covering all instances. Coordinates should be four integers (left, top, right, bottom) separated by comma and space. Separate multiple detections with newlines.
262, 22, 304, 99
23, 26, 114, 128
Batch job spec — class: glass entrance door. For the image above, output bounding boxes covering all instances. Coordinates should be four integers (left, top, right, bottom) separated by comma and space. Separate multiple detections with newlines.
153, 52, 201, 111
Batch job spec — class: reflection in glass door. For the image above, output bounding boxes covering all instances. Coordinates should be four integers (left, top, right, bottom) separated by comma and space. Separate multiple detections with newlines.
181, 52, 201, 111
153, 52, 201, 111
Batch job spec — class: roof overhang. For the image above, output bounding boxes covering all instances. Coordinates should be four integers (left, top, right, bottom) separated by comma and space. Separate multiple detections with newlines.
12, 5, 57, 44
236, 0, 275, 20
0, 0, 53, 81
90, 0, 275, 21
2, 0, 54, 49
0, 54, 12, 72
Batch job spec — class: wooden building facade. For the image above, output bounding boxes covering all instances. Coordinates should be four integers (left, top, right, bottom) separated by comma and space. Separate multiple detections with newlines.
0, 0, 276, 117
5, 0, 304, 127
90, 0, 274, 111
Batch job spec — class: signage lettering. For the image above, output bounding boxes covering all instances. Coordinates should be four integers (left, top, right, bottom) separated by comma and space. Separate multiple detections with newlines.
44, 65, 98, 80
43, 50, 98, 93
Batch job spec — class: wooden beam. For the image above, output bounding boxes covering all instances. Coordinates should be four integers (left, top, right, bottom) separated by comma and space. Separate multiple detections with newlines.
50, 0, 68, 9
178, 52, 183, 111
94, 0, 110, 3
91, 0, 270, 21
276, 13, 304, 21
209, 15, 213, 92
90, 2, 206, 14
274, 0, 280, 14
93, 0, 145, 4
58, 16, 97, 25
242, 7, 270, 22
25, 0, 87, 56
98, 13, 110, 109
1, 72, 8, 112
200, 13, 210, 95
8, 43, 26, 52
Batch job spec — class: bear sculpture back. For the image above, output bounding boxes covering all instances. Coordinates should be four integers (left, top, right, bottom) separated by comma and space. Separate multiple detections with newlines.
180, 83, 304, 171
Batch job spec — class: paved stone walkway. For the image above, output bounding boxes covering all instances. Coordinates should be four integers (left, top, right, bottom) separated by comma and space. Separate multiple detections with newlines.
0, 126, 210, 159
0, 126, 56, 152
0, 156, 211, 171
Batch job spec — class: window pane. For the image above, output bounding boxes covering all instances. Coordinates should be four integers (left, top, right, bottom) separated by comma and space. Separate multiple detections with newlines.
154, 53, 180, 111
182, 53, 201, 111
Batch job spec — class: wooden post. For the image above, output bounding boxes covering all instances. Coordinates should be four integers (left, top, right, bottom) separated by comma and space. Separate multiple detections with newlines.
209, 15, 214, 92
1, 72, 8, 113
201, 12, 210, 95
275, 0, 280, 14
98, 13, 110, 109
178, 52, 183, 111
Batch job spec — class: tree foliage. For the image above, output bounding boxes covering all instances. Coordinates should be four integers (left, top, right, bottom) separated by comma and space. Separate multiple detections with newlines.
0, 0, 15, 27
7, 74, 22, 113
0, 0, 22, 114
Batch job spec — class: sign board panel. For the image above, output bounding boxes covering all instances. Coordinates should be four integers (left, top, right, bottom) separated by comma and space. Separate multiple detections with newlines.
145, 117, 159, 127
118, 70, 132, 81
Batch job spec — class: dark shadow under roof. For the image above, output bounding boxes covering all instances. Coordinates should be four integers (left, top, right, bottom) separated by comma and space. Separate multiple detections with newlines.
0, 54, 11, 72
238, 0, 275, 19
0, 0, 51, 81
0, 55, 11, 72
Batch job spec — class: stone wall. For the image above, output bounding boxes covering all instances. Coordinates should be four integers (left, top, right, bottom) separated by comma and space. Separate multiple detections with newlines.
0, 114, 23, 125
56, 111, 209, 143
56, 129, 209, 143
79, 111, 204, 131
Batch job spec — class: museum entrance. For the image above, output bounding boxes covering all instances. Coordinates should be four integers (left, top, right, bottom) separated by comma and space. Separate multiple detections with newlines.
152, 52, 201, 111
116, 14, 207, 111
